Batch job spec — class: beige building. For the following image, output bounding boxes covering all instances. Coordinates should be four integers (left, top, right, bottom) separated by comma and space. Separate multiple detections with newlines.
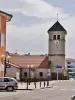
48, 21, 67, 79
6, 53, 51, 81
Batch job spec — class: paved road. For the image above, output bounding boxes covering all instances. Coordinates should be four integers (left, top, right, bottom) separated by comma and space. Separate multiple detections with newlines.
0, 80, 75, 100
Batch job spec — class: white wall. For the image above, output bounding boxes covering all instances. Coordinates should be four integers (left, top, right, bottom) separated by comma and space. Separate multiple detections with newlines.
22, 68, 51, 80
6, 66, 51, 80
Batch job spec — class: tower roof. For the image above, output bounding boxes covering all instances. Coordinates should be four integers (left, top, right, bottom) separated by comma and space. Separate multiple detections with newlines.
48, 21, 66, 32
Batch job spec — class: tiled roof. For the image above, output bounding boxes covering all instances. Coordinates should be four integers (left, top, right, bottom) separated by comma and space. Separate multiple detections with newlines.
9, 53, 75, 68
48, 21, 66, 32
9, 54, 48, 68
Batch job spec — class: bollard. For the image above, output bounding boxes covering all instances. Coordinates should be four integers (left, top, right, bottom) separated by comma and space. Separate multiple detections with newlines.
26, 82, 28, 89
40, 81, 41, 88
47, 81, 49, 87
29, 81, 30, 85
44, 81, 45, 87
34, 82, 36, 88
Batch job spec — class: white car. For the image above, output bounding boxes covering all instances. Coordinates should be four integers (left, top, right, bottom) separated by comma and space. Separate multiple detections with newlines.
0, 77, 18, 91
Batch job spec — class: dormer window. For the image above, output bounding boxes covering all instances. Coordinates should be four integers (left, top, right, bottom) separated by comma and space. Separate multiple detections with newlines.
57, 35, 60, 40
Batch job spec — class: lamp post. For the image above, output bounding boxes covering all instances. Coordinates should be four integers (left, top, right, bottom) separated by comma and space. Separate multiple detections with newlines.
27, 65, 31, 85
54, 40, 59, 81
1, 52, 11, 77
31, 65, 34, 80
27, 65, 34, 85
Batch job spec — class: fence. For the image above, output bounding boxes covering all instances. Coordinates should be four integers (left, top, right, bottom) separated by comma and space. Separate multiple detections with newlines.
18, 81, 51, 90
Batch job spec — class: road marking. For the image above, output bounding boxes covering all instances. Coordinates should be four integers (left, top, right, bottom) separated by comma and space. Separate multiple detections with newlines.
72, 89, 75, 91
60, 88, 67, 91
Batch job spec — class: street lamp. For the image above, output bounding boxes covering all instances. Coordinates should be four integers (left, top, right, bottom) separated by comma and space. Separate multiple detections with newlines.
27, 64, 34, 85
27, 65, 31, 85
1, 52, 11, 77
54, 40, 59, 81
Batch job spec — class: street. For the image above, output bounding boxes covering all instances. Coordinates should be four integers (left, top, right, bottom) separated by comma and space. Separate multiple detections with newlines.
0, 80, 75, 100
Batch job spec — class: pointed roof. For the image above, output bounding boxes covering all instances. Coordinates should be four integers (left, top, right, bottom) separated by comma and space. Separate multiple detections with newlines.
48, 21, 66, 32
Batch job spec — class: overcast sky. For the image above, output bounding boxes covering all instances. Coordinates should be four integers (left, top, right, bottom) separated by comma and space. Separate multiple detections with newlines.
1, 0, 75, 58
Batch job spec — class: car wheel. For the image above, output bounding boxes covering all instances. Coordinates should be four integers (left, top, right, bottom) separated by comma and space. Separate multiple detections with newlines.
6, 86, 14, 91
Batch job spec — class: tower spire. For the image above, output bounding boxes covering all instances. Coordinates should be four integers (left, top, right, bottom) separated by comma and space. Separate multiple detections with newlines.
57, 14, 58, 21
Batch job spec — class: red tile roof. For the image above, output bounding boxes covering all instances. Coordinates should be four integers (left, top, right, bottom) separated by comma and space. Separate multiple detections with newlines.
9, 53, 75, 68
9, 54, 48, 68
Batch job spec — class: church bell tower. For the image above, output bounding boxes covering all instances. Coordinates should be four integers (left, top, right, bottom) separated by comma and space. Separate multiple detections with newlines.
47, 21, 67, 79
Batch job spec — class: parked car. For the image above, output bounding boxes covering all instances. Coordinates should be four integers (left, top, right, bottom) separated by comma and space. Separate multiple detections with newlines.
0, 77, 18, 91
71, 95, 75, 100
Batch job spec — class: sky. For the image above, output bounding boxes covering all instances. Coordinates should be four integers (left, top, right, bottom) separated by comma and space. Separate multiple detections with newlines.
1, 0, 75, 58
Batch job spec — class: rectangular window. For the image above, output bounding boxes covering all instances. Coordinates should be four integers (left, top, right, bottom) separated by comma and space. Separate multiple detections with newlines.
24, 72, 27, 77
39, 72, 43, 77
1, 33, 4, 47
68, 69, 73, 72
57, 35, 60, 40
67, 62, 71, 64
53, 35, 56, 40
68, 66, 74, 68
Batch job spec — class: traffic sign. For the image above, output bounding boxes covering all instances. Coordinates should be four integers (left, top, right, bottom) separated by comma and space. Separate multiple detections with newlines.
6, 63, 11, 68
56, 66, 62, 69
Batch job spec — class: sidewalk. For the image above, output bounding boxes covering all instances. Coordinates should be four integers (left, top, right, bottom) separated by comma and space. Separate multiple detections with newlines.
18, 80, 75, 90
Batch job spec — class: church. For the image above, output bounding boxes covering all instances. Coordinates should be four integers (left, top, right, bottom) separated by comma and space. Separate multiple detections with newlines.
5, 20, 68, 80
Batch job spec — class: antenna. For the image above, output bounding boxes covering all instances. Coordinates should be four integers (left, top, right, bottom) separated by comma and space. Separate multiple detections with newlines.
15, 50, 18, 54
57, 14, 58, 21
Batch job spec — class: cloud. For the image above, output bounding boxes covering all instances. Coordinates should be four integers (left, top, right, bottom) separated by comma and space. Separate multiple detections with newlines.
6, 15, 75, 58
19, 0, 68, 18
2, 0, 69, 19
6, 23, 49, 54
0, 0, 74, 58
